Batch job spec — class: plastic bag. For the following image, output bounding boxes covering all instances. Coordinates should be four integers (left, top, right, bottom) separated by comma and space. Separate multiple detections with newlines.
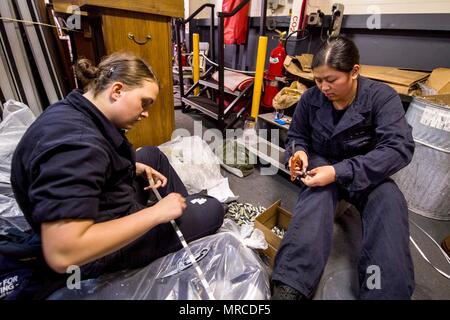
220, 219, 268, 250
418, 82, 437, 96
158, 136, 223, 193
216, 139, 254, 178
158, 136, 238, 202
0, 100, 35, 231
272, 81, 308, 110
48, 221, 271, 300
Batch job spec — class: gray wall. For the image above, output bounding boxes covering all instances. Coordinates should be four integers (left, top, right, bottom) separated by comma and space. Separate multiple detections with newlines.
191, 14, 450, 72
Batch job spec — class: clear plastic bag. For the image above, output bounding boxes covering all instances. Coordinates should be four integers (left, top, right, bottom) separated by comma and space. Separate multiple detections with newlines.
158, 136, 238, 202
219, 219, 268, 250
158, 136, 224, 194
0, 100, 35, 231
48, 220, 271, 300
418, 83, 437, 96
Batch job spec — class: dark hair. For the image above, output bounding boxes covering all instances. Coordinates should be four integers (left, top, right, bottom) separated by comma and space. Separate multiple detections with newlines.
311, 37, 360, 72
74, 52, 159, 96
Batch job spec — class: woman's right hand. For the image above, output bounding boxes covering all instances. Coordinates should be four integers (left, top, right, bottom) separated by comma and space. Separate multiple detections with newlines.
289, 150, 309, 179
152, 193, 187, 223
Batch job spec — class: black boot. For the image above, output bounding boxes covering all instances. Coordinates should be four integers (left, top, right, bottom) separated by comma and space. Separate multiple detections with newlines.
271, 281, 308, 300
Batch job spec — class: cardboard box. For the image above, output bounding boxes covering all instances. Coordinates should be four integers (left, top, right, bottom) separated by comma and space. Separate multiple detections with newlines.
422, 94, 450, 108
419, 68, 450, 106
360, 65, 429, 86
359, 65, 430, 95
254, 200, 292, 265
284, 53, 449, 99
425, 68, 450, 95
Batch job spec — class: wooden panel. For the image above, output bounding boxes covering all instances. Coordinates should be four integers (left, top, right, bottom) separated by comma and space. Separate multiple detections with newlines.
52, 0, 184, 17
101, 10, 175, 148
52, 1, 88, 15
71, 17, 103, 64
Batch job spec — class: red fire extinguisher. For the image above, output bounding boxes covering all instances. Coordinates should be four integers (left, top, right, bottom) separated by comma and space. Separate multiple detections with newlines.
262, 31, 287, 109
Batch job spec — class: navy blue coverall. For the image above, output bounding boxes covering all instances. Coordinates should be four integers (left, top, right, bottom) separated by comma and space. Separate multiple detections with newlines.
10, 90, 224, 296
272, 76, 415, 299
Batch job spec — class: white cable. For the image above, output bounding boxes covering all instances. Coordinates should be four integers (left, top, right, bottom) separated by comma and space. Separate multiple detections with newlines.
410, 237, 450, 280
149, 178, 215, 300
410, 219, 450, 264
0, 16, 76, 32
409, 219, 450, 280
413, 138, 450, 154
201, 53, 256, 75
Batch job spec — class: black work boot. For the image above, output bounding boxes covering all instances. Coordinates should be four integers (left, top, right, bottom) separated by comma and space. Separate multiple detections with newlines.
271, 281, 307, 300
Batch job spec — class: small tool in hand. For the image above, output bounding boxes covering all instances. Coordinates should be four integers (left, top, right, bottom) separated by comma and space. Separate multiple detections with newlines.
148, 177, 215, 300
297, 170, 309, 179
290, 141, 310, 181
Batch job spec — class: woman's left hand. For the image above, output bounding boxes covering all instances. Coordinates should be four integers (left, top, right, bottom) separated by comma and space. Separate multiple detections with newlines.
301, 165, 336, 188
135, 162, 168, 190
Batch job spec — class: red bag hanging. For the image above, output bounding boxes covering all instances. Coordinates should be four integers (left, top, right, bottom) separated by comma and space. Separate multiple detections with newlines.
222, 0, 250, 45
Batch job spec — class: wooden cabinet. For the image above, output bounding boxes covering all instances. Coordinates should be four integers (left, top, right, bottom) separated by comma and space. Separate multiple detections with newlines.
53, 0, 183, 148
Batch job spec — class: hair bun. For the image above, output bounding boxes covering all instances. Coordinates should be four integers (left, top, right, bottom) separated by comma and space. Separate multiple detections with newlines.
75, 58, 99, 88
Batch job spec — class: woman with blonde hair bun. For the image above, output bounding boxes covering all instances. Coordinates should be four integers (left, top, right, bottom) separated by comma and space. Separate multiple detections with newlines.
11, 52, 224, 298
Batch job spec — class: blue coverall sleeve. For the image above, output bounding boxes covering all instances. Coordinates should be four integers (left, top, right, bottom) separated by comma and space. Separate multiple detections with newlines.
332, 89, 415, 191
285, 92, 312, 163
29, 143, 109, 224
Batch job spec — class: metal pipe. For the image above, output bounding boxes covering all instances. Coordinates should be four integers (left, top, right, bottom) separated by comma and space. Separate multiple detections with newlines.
149, 178, 215, 300
217, 14, 225, 130
251, 36, 268, 119
210, 5, 215, 61
260, 0, 267, 36
217, 0, 250, 130
210, 6, 216, 104
175, 19, 185, 111
193, 33, 200, 96
185, 3, 215, 24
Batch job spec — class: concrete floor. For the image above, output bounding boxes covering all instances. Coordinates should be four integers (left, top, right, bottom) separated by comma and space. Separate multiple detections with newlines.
174, 108, 450, 300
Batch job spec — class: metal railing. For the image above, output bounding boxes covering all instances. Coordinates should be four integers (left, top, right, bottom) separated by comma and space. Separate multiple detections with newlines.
175, 0, 251, 130
216, 0, 251, 128
175, 4, 215, 112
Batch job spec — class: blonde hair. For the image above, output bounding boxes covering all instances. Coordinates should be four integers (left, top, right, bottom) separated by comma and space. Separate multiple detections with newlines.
74, 52, 159, 96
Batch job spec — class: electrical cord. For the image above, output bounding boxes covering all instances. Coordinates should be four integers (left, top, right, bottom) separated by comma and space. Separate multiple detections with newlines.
0, 16, 79, 32
200, 53, 256, 75
319, 23, 328, 42
283, 29, 311, 57
148, 177, 216, 299
186, 28, 311, 75
410, 218, 450, 263
409, 218, 450, 280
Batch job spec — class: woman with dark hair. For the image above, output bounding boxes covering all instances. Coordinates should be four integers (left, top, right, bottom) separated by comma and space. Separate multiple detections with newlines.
10, 52, 224, 298
271, 37, 415, 300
